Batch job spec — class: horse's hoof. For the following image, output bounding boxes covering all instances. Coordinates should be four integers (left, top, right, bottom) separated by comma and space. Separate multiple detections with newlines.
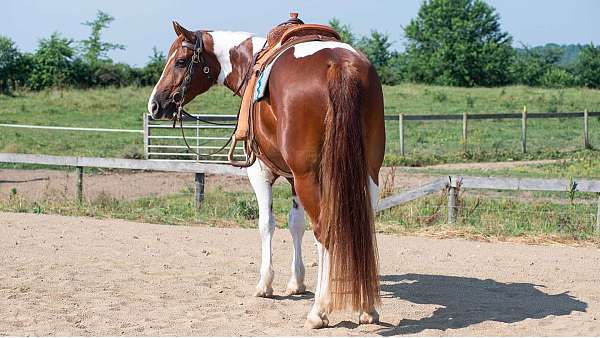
284, 281, 306, 296
305, 312, 329, 329
254, 286, 273, 298
359, 310, 379, 324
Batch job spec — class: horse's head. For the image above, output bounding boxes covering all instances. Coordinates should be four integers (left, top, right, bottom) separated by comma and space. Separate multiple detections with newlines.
147, 22, 220, 119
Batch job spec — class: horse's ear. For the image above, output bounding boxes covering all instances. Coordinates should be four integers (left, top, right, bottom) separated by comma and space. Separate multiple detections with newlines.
172, 21, 195, 42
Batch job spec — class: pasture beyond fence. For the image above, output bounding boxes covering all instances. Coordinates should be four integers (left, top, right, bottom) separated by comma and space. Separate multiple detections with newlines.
1, 109, 598, 162
391, 107, 600, 156
143, 109, 600, 161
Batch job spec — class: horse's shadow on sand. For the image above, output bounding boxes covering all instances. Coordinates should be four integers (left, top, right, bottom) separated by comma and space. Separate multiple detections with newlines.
374, 273, 587, 336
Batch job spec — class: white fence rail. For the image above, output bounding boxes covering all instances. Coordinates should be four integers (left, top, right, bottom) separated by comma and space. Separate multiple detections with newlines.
0, 152, 246, 207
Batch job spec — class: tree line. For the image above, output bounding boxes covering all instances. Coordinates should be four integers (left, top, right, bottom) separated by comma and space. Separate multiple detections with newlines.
1, 1, 600, 94
331, 0, 600, 88
0, 11, 165, 93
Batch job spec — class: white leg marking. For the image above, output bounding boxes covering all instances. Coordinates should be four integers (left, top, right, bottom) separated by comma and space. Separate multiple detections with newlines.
368, 176, 379, 211
285, 196, 306, 295
293, 41, 358, 58
147, 51, 177, 114
306, 240, 330, 329
247, 160, 276, 297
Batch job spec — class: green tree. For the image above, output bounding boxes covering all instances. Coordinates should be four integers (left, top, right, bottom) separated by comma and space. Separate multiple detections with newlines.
574, 43, 600, 88
404, 0, 514, 86
0, 36, 22, 93
329, 18, 356, 45
357, 31, 398, 84
357, 31, 391, 72
80, 10, 125, 65
28, 32, 75, 90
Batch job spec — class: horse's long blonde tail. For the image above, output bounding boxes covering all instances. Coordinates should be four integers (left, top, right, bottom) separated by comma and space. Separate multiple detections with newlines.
319, 60, 380, 312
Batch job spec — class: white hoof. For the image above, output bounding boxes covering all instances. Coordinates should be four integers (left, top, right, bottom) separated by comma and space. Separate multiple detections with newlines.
254, 285, 273, 298
305, 311, 329, 329
359, 309, 379, 324
285, 280, 307, 296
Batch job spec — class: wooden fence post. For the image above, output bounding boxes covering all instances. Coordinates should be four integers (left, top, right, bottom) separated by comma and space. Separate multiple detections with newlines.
596, 194, 600, 231
462, 112, 468, 153
521, 105, 528, 153
584, 109, 591, 149
399, 113, 405, 156
76, 166, 83, 203
447, 183, 458, 224
195, 173, 205, 209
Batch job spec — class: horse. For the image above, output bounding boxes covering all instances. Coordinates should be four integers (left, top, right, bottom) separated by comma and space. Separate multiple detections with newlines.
147, 21, 386, 329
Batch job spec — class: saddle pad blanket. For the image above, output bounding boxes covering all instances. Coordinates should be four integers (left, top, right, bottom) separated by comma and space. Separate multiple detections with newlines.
254, 44, 295, 101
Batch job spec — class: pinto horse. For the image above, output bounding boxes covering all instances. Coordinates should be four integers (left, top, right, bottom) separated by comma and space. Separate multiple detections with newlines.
148, 21, 385, 328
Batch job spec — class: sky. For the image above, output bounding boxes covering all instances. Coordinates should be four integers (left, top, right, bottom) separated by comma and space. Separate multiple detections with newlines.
2, 0, 599, 66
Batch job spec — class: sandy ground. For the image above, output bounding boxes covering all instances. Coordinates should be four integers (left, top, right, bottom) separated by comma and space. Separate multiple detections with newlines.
1, 212, 599, 336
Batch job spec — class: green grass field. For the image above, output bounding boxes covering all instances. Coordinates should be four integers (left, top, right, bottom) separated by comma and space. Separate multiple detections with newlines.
1, 84, 599, 165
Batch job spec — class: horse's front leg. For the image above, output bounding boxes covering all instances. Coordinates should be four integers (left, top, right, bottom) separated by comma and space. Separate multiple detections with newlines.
248, 160, 277, 297
285, 195, 306, 295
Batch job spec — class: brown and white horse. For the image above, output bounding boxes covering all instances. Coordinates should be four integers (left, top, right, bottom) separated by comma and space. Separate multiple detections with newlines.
148, 21, 386, 328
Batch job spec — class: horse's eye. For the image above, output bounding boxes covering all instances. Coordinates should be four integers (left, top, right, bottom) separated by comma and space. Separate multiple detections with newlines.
175, 58, 188, 68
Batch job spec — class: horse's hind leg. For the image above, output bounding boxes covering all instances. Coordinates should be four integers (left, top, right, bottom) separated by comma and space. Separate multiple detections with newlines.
248, 160, 277, 298
285, 193, 307, 295
292, 173, 330, 328
359, 176, 380, 324
306, 240, 330, 328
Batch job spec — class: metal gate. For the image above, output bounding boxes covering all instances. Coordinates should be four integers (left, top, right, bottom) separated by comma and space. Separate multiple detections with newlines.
143, 113, 245, 163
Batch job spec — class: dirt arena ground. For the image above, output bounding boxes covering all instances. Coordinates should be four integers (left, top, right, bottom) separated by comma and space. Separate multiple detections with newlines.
1, 211, 599, 336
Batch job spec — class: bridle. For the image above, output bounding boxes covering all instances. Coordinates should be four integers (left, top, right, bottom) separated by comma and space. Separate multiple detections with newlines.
171, 30, 214, 126
169, 30, 237, 159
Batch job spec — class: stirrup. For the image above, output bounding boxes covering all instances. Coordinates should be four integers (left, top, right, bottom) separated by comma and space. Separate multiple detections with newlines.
228, 135, 256, 167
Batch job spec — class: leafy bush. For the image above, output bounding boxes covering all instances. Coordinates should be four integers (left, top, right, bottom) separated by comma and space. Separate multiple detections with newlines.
28, 32, 75, 90
540, 67, 577, 88
510, 46, 563, 86
573, 43, 600, 88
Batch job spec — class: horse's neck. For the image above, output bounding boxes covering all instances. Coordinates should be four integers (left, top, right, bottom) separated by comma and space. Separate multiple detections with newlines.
209, 31, 266, 94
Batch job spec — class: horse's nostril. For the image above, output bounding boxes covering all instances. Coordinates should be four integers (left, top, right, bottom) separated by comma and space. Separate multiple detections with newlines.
151, 100, 159, 114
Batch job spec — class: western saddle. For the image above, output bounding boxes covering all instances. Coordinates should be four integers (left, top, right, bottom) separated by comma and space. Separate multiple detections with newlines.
228, 13, 341, 167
